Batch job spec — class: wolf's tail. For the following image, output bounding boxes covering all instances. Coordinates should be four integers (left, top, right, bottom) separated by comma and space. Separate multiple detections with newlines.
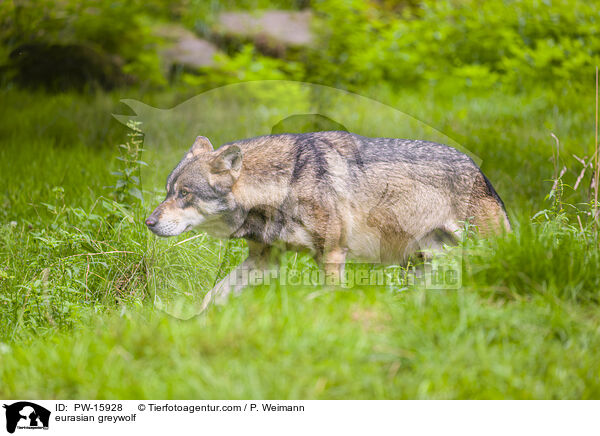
472, 173, 511, 235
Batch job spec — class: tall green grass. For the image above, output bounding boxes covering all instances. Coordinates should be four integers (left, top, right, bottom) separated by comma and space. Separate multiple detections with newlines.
0, 82, 599, 398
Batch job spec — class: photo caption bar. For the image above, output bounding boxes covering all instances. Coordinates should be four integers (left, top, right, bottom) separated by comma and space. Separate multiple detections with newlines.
1, 400, 597, 436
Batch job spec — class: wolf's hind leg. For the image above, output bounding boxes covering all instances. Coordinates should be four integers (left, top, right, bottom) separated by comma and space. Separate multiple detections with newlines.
417, 225, 460, 261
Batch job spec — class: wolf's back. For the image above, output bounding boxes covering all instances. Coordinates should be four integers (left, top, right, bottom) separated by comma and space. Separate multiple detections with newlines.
233, 131, 509, 238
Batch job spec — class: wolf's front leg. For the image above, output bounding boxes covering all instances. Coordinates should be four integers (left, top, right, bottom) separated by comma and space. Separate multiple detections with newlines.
323, 247, 348, 286
199, 260, 252, 310
200, 242, 276, 311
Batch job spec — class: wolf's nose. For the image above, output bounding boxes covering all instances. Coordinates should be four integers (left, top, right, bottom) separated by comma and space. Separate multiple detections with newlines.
145, 216, 158, 228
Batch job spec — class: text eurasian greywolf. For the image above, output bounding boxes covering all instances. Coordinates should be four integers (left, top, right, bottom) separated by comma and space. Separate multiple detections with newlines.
146, 131, 510, 309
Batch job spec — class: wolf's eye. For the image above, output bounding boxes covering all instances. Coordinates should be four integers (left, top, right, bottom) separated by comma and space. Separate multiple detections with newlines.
180, 189, 189, 197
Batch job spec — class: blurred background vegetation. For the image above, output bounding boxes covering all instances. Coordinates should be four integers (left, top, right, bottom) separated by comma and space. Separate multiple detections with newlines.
1, 0, 598, 91
1, 0, 600, 399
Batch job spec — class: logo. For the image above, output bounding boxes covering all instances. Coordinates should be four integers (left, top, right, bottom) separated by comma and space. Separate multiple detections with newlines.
3, 402, 50, 434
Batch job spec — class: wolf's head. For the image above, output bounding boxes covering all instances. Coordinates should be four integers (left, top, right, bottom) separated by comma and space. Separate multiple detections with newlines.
145, 136, 242, 237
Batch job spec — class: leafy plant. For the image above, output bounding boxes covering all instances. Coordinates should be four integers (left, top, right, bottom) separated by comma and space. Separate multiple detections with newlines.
110, 120, 146, 208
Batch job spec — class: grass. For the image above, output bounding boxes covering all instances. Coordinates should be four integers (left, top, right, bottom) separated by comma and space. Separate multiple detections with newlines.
2, 285, 600, 399
0, 81, 599, 399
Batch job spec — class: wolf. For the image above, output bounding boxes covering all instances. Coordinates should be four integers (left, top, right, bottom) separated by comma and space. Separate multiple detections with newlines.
146, 131, 509, 309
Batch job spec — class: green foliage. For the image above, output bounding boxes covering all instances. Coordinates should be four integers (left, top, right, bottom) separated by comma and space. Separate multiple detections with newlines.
110, 121, 147, 207
181, 44, 305, 89
307, 0, 387, 88
0, 0, 165, 87
2, 0, 597, 91
310, 0, 600, 90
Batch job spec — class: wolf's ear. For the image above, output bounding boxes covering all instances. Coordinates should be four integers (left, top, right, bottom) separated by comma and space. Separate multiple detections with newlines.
210, 145, 242, 175
187, 135, 214, 157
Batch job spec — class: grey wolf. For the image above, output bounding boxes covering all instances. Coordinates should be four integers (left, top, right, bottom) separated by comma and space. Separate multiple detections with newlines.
146, 131, 509, 309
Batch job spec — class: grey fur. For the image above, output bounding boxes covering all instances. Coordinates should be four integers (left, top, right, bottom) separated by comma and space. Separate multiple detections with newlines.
146, 131, 510, 309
